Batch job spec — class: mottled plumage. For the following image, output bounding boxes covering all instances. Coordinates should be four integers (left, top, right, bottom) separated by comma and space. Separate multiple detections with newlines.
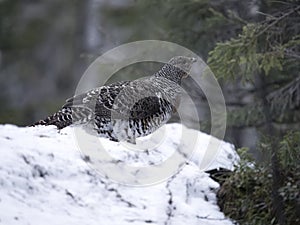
32, 56, 196, 143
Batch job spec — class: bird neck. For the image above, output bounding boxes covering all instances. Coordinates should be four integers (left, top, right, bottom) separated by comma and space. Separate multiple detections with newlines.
155, 64, 187, 84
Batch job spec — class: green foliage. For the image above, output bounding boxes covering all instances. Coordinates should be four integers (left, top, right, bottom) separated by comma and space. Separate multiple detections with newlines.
208, 2, 300, 224
278, 131, 300, 168
207, 21, 289, 81
226, 76, 300, 128
208, 1, 300, 131
208, 24, 261, 80
218, 132, 300, 225
208, 3, 299, 81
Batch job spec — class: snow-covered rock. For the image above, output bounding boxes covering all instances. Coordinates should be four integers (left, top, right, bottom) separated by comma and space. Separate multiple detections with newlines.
0, 123, 238, 225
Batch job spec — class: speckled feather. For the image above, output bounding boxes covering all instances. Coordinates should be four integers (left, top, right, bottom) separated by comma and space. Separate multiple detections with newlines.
32, 56, 196, 143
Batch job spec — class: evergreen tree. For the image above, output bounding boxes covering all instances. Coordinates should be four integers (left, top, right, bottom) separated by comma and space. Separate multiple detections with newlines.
208, 1, 300, 224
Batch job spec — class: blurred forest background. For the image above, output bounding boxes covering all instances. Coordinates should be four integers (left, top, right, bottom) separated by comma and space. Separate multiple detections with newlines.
0, 0, 299, 149
0, 0, 298, 152
1, 0, 299, 224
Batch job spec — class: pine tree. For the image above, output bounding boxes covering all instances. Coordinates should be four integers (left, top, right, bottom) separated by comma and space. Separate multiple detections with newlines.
208, 1, 300, 224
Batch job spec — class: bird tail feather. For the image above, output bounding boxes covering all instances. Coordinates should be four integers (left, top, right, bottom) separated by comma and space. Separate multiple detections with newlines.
31, 108, 73, 129
31, 106, 93, 129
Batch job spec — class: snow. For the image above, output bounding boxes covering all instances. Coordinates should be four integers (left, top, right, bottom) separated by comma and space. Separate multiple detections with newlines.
0, 123, 238, 225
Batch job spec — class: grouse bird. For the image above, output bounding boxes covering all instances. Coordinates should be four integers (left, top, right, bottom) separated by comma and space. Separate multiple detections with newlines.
32, 56, 196, 143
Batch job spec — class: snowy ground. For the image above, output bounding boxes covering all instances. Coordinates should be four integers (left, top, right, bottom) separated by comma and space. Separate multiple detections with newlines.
0, 123, 238, 225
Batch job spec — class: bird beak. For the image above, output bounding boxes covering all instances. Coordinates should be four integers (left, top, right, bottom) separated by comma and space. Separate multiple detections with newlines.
183, 57, 196, 78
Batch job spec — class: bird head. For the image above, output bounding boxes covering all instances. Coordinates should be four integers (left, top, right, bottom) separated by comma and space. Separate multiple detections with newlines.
168, 56, 197, 78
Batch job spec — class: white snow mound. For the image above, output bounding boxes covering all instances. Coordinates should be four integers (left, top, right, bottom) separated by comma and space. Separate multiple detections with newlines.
0, 123, 238, 225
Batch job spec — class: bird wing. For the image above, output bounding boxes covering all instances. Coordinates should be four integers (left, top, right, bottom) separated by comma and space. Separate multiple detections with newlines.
62, 81, 131, 118
62, 79, 175, 120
